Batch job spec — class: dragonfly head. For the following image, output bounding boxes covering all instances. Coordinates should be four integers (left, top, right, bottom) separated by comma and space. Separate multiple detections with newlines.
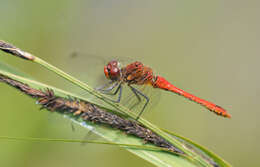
104, 60, 121, 81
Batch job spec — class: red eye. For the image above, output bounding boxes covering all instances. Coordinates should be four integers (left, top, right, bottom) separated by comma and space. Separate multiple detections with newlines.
104, 61, 120, 81
110, 67, 119, 76
104, 65, 109, 79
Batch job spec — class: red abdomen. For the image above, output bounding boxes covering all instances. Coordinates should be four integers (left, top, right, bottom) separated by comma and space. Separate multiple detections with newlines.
152, 76, 231, 118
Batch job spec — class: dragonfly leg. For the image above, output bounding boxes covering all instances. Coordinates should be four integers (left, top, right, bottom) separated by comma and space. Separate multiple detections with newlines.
129, 86, 149, 120
97, 82, 123, 103
95, 81, 118, 95
128, 86, 142, 110
112, 84, 122, 103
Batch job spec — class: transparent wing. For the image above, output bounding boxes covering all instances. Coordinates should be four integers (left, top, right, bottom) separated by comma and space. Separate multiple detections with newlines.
65, 51, 107, 87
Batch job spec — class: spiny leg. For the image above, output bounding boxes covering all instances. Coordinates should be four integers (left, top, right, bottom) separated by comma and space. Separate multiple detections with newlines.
129, 85, 149, 120
129, 86, 142, 110
96, 82, 123, 103
95, 81, 118, 94
113, 84, 122, 103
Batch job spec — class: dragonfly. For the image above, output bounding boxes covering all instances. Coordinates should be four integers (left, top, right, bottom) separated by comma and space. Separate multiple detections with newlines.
97, 60, 231, 120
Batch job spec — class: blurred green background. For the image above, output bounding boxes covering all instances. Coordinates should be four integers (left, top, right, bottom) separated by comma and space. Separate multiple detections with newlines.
0, 1, 259, 167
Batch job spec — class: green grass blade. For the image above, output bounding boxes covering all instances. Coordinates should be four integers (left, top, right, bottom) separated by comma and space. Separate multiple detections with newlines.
0, 66, 198, 167
0, 40, 231, 166
161, 128, 232, 167
0, 41, 197, 158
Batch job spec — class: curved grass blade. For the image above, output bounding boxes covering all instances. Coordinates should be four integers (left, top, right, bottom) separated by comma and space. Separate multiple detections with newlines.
0, 40, 231, 166
0, 68, 197, 167
161, 128, 232, 167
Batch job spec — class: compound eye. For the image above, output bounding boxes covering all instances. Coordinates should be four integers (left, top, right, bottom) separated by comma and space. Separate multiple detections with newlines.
107, 64, 112, 69
104, 65, 109, 79
104, 60, 120, 81
110, 67, 119, 77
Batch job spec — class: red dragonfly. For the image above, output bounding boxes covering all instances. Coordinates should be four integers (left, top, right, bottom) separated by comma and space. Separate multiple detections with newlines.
97, 60, 231, 120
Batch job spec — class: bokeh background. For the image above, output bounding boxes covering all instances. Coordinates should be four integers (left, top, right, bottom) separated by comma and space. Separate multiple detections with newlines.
0, 1, 259, 167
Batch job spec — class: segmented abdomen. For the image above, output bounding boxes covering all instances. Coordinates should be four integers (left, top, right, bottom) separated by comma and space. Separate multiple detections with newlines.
152, 76, 231, 118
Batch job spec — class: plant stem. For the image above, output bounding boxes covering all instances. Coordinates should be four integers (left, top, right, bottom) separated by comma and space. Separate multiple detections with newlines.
34, 57, 209, 166
0, 40, 214, 166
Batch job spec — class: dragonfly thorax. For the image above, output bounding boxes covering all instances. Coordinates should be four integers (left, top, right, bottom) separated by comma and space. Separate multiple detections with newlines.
121, 61, 154, 85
